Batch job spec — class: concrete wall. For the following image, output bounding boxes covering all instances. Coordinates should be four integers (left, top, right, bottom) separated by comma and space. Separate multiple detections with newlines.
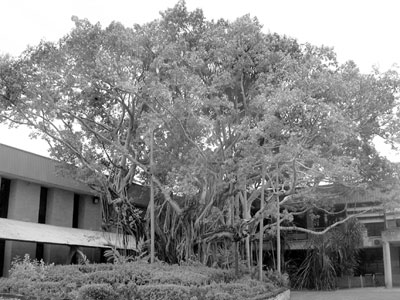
43, 188, 74, 264
3, 179, 41, 276
0, 143, 91, 194
78, 195, 101, 231
42, 191, 103, 264
0, 165, 106, 275
78, 195, 102, 262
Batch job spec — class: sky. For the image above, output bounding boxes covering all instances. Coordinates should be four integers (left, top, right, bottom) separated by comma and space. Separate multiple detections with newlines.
0, 0, 400, 160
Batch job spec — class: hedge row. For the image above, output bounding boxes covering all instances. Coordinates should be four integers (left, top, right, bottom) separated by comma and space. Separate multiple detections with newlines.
0, 256, 285, 300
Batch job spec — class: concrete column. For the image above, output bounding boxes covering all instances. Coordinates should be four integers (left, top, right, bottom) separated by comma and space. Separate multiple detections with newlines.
78, 195, 102, 231
383, 241, 393, 288
3, 179, 41, 276
6, 179, 41, 221
77, 195, 102, 262
43, 188, 74, 264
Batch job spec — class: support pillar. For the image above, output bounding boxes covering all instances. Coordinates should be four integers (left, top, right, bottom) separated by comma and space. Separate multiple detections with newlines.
43, 188, 74, 264
4, 179, 40, 276
383, 241, 393, 288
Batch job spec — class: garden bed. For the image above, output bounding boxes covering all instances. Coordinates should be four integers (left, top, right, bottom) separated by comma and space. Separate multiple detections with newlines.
0, 293, 25, 300
0, 257, 287, 300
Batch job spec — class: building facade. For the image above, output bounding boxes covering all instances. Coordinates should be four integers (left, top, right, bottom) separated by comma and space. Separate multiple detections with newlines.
284, 187, 400, 288
0, 143, 134, 276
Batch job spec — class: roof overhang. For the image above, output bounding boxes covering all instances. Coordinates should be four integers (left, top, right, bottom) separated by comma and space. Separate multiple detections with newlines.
0, 218, 136, 250
0, 143, 92, 194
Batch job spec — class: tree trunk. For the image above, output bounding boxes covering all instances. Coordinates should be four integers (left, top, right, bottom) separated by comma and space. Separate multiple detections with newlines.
234, 241, 239, 278
150, 128, 155, 263
277, 194, 281, 274
259, 167, 265, 281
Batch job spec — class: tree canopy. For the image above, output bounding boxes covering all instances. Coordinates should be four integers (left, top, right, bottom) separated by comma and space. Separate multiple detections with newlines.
1, 0, 399, 268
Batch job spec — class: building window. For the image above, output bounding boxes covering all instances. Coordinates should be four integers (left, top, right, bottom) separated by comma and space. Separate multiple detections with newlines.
73, 194, 80, 229
38, 187, 48, 224
364, 222, 385, 237
36, 187, 48, 262
293, 214, 307, 228
356, 248, 384, 275
312, 211, 328, 230
0, 178, 11, 218
36, 243, 44, 262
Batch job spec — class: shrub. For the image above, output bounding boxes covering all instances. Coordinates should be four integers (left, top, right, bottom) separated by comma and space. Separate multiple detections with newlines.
31, 281, 74, 300
42, 265, 83, 283
0, 278, 13, 293
169, 264, 236, 284
8, 254, 53, 282
198, 279, 276, 300
78, 284, 117, 300
206, 269, 237, 284
115, 282, 138, 300
0, 280, 72, 300
85, 270, 125, 285
151, 270, 208, 286
137, 284, 190, 300
0, 260, 285, 300
264, 269, 289, 287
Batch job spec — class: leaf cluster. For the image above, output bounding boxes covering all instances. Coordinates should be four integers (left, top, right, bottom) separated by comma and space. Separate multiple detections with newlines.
1, 1, 399, 265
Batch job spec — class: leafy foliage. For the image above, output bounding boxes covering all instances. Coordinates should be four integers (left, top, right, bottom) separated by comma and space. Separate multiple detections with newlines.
0, 259, 283, 300
1, 0, 400, 280
292, 219, 364, 290
77, 284, 118, 300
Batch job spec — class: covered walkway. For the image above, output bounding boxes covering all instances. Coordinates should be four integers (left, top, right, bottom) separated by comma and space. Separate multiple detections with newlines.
291, 287, 400, 300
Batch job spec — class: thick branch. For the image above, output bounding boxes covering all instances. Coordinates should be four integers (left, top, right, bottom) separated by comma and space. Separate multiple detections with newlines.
278, 208, 371, 236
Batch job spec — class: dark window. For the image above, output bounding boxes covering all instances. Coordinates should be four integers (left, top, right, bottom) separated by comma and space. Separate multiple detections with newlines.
36, 187, 48, 262
293, 214, 307, 228
364, 222, 385, 237
38, 187, 48, 224
73, 194, 80, 229
312, 211, 327, 229
0, 178, 11, 218
71, 252, 78, 264
327, 205, 346, 226
356, 248, 384, 275
100, 248, 108, 263
36, 243, 44, 262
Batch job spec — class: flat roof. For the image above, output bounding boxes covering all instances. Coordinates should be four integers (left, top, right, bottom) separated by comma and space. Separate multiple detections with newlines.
0, 217, 136, 250
0, 143, 92, 194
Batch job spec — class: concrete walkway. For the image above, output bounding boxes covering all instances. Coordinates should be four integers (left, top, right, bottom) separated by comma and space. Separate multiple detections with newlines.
291, 287, 400, 300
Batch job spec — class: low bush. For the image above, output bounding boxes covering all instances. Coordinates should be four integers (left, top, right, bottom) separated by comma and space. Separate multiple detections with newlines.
136, 284, 190, 300
77, 283, 118, 300
265, 269, 290, 288
0, 256, 284, 300
0, 278, 13, 294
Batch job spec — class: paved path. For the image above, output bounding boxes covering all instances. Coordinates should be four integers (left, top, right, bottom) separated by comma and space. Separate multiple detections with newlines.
291, 287, 400, 300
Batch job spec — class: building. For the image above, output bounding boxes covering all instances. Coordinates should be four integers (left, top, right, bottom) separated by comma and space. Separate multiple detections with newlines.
2, 142, 399, 287
284, 186, 400, 288
0, 143, 135, 276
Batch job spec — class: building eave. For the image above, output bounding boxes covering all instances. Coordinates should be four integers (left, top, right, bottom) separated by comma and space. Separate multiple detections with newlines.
0, 143, 92, 194
0, 217, 136, 250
